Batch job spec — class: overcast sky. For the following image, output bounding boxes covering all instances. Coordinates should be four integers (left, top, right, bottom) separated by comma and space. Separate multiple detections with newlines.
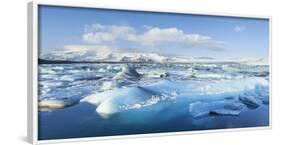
38, 5, 269, 59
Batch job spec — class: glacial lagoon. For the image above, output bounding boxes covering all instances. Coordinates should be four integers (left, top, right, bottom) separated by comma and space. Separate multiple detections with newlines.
38, 63, 269, 140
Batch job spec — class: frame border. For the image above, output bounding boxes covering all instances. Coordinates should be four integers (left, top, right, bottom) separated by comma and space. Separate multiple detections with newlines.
28, 1, 38, 144
27, 1, 272, 144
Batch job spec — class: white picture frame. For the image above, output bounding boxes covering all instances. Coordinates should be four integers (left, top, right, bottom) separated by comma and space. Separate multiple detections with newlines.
27, 1, 272, 144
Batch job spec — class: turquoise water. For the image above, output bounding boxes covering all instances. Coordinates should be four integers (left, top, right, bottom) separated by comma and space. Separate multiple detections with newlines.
38, 63, 269, 140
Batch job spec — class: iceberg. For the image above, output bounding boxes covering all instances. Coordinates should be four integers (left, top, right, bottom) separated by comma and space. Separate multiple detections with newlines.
113, 64, 141, 80
81, 86, 156, 115
189, 101, 246, 118
239, 94, 261, 108
100, 81, 122, 90
82, 77, 269, 120
144, 70, 171, 79
39, 98, 79, 112
59, 74, 102, 81
98, 68, 107, 73
255, 85, 269, 104
106, 64, 121, 72
160, 72, 170, 78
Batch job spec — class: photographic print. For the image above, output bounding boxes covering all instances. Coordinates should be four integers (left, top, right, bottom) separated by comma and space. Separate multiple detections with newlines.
37, 5, 270, 140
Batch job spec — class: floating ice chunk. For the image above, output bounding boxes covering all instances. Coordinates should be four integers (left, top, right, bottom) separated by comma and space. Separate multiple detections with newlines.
94, 87, 156, 118
60, 74, 102, 81
113, 64, 141, 80
195, 73, 232, 80
39, 98, 78, 112
106, 65, 113, 70
100, 81, 122, 90
97, 94, 176, 120
160, 72, 170, 78
239, 94, 261, 108
82, 83, 179, 119
96, 99, 119, 118
122, 64, 141, 77
120, 95, 165, 110
98, 68, 107, 73
81, 86, 154, 106
189, 100, 246, 118
39, 80, 66, 88
255, 85, 269, 104
145, 70, 170, 79
82, 77, 268, 119
39, 74, 58, 81
39, 67, 56, 74
51, 66, 64, 71
66, 69, 86, 74
186, 68, 197, 78
106, 65, 121, 72
189, 102, 210, 118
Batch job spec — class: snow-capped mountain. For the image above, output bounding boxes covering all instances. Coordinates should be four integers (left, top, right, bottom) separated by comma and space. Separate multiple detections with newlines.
40, 48, 176, 63
40, 47, 269, 65
237, 57, 269, 65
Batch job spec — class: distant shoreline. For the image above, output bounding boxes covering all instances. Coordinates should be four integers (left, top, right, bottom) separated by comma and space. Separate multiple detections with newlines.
38, 59, 268, 65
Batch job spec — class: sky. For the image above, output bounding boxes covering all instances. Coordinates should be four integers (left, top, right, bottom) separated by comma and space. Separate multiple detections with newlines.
38, 5, 270, 60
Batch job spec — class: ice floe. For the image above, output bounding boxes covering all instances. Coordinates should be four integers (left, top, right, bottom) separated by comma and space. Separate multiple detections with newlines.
38, 62, 269, 124
113, 64, 141, 80
239, 94, 261, 108
100, 81, 123, 90
39, 98, 79, 112
189, 100, 247, 118
82, 77, 269, 119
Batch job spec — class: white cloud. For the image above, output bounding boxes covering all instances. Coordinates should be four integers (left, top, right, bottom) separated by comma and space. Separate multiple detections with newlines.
130, 27, 202, 45
234, 26, 246, 32
83, 23, 225, 50
43, 24, 226, 61
83, 24, 136, 44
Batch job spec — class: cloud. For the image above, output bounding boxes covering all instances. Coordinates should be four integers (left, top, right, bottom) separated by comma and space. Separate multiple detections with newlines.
42, 24, 226, 61
234, 26, 246, 32
83, 23, 225, 50
83, 24, 136, 44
